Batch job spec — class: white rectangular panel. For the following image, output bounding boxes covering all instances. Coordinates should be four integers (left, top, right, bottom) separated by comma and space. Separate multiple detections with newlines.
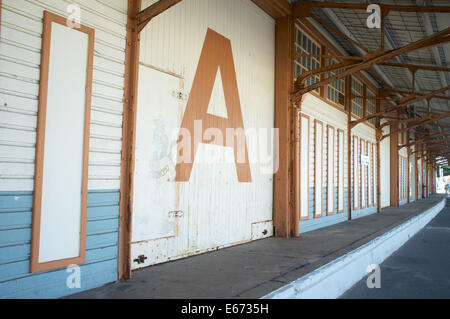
327, 126, 334, 214
373, 143, 377, 205
39, 22, 89, 263
315, 121, 323, 217
353, 136, 359, 209
300, 116, 310, 219
361, 141, 366, 208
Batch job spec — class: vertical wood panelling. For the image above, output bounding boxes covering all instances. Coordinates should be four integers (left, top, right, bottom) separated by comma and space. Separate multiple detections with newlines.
0, 190, 120, 298
0, 0, 127, 191
0, 0, 127, 298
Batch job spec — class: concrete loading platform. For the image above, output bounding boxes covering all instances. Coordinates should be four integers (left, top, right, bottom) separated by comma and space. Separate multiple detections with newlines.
69, 196, 446, 299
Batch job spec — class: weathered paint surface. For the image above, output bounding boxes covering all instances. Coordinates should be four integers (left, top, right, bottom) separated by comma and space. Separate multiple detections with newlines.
0, 0, 127, 298
131, 0, 275, 269
0, 190, 119, 298
0, 0, 127, 192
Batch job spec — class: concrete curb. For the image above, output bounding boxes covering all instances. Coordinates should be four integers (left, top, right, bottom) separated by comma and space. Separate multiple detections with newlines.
262, 197, 446, 299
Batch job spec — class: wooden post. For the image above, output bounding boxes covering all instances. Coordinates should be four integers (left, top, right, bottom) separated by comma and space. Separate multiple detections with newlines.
346, 75, 352, 220
407, 147, 411, 203
376, 96, 382, 212
274, 16, 294, 237
415, 147, 419, 201
390, 115, 399, 207
118, 0, 141, 280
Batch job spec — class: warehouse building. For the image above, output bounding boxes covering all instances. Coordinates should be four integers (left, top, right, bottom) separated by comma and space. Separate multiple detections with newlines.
0, 0, 449, 298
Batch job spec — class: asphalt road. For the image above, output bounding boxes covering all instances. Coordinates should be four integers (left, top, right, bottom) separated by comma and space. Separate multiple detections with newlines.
341, 196, 450, 299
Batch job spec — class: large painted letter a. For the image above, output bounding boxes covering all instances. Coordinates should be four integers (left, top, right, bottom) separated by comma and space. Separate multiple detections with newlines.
175, 28, 252, 183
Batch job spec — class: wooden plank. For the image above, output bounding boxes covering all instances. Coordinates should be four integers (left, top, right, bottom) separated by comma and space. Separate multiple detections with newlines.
251, 0, 291, 19
294, 1, 450, 16
390, 118, 399, 207
137, 0, 182, 33
273, 16, 293, 237
118, 0, 141, 280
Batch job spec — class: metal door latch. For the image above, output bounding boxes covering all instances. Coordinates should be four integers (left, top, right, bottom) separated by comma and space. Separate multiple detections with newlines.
172, 91, 188, 101
134, 255, 147, 264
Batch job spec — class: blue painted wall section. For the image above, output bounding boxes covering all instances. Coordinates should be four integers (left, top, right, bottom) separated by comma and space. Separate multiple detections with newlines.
350, 185, 378, 220
399, 199, 408, 206
0, 190, 119, 299
299, 187, 349, 234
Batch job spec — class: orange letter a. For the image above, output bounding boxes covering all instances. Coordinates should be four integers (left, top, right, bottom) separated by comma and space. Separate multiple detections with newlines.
175, 28, 252, 183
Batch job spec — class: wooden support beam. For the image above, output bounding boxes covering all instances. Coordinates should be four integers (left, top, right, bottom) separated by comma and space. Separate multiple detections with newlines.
380, 62, 450, 73
381, 114, 435, 129
137, 0, 182, 33
400, 136, 450, 150
415, 149, 418, 201
345, 75, 352, 220
390, 118, 399, 207
274, 16, 294, 237
298, 59, 361, 84
251, 0, 291, 19
353, 85, 450, 127
119, 0, 141, 280
381, 111, 450, 140
376, 97, 382, 213
386, 88, 450, 101
294, 1, 450, 18
295, 53, 362, 61
292, 28, 450, 99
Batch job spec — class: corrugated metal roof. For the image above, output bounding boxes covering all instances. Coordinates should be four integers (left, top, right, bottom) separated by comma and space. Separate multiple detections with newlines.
295, 0, 450, 133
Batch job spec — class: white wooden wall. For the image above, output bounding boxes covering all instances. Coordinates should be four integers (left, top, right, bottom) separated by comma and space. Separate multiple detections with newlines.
0, 0, 127, 192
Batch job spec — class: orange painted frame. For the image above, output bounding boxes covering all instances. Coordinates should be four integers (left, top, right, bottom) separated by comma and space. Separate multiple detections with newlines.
353, 135, 359, 211
326, 124, 335, 216
30, 11, 95, 273
360, 138, 366, 209
337, 128, 345, 213
299, 113, 310, 221
314, 119, 324, 218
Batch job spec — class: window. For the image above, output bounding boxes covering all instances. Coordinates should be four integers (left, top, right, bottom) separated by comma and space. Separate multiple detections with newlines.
366, 90, 376, 126
351, 77, 363, 118
294, 26, 321, 93
327, 59, 345, 106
